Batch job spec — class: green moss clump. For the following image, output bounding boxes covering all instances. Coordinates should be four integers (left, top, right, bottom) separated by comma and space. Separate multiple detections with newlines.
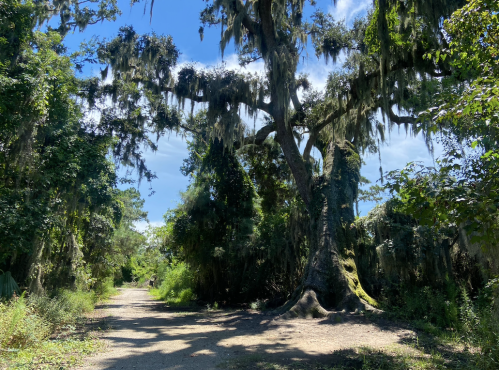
342, 257, 379, 308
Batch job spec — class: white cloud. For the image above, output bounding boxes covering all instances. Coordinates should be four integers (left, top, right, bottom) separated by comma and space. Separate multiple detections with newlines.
297, 52, 346, 93
328, 0, 371, 24
175, 52, 265, 77
221, 53, 266, 75
133, 220, 165, 233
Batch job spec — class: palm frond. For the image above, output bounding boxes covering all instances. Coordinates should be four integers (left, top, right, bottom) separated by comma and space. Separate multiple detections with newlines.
0, 271, 20, 299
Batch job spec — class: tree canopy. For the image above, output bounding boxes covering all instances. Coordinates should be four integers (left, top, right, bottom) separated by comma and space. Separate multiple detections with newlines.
1, 0, 498, 329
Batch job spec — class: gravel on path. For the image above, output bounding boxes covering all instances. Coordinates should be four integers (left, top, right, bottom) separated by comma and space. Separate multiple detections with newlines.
79, 288, 415, 370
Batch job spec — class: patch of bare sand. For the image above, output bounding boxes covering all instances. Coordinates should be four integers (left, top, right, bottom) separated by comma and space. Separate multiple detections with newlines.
78, 289, 416, 370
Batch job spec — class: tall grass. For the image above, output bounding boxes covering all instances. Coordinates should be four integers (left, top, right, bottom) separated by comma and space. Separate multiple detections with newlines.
0, 290, 99, 369
459, 282, 499, 369
0, 294, 50, 349
0, 290, 95, 350
28, 290, 95, 330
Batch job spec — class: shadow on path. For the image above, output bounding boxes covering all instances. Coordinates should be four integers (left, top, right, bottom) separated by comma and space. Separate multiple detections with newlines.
79, 289, 474, 370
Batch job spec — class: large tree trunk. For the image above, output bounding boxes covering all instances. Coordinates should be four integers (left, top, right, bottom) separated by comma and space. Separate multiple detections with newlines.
280, 140, 377, 317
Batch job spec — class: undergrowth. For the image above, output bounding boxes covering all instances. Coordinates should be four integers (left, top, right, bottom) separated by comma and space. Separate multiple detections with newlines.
93, 277, 119, 301
28, 290, 95, 330
379, 280, 460, 330
152, 262, 196, 306
0, 290, 103, 369
0, 336, 98, 370
374, 278, 499, 369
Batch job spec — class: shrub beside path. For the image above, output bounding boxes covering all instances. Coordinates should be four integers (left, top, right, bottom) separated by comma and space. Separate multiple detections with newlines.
78, 288, 416, 370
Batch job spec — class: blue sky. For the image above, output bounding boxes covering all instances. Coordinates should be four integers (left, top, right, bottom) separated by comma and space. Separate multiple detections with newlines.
61, 0, 441, 229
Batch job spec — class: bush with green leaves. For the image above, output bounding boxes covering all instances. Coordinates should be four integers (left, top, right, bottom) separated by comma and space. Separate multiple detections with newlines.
0, 290, 100, 368
381, 282, 459, 330
157, 263, 195, 306
93, 277, 118, 300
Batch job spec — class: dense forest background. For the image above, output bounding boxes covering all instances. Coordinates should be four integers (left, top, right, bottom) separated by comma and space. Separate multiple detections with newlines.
1, 0, 499, 367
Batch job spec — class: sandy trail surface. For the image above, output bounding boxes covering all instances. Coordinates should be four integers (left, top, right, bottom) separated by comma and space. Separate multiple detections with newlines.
79, 288, 415, 370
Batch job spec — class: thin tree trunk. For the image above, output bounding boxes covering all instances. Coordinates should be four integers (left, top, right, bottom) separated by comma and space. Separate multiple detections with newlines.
28, 236, 45, 295
66, 231, 82, 290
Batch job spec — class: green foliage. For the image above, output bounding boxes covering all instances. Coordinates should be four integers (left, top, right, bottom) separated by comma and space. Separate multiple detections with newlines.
0, 0, 124, 294
120, 240, 167, 287
170, 138, 258, 302
458, 279, 499, 368
27, 290, 95, 330
382, 284, 459, 329
384, 0, 499, 248
0, 0, 153, 298
364, 0, 499, 325
356, 196, 499, 365
0, 289, 99, 368
90, 188, 148, 287
0, 295, 97, 368
0, 337, 98, 370
156, 262, 195, 306
310, 11, 353, 64
0, 294, 50, 349
164, 131, 309, 304
238, 139, 292, 214
365, 1, 410, 56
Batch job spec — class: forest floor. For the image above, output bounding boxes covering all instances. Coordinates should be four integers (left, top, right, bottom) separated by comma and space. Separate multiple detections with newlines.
77, 288, 475, 370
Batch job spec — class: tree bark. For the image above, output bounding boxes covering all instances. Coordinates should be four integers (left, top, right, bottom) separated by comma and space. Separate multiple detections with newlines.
279, 140, 377, 317
28, 236, 45, 295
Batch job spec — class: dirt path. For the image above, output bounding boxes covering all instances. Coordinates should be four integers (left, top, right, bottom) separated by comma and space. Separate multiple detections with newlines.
79, 289, 416, 370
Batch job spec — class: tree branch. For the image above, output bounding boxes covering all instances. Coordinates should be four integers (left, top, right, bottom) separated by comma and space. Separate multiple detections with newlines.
234, 0, 260, 36
179, 123, 203, 136
373, 98, 418, 125
387, 107, 417, 125
232, 123, 276, 149
303, 131, 318, 163
242, 123, 276, 146
313, 98, 356, 135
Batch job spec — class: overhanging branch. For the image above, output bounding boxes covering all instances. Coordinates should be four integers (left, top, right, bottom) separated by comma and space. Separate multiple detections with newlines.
238, 123, 276, 147
388, 108, 417, 125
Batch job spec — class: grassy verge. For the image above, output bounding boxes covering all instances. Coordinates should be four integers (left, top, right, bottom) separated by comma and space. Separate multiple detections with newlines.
149, 287, 162, 300
0, 336, 100, 369
0, 287, 116, 369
